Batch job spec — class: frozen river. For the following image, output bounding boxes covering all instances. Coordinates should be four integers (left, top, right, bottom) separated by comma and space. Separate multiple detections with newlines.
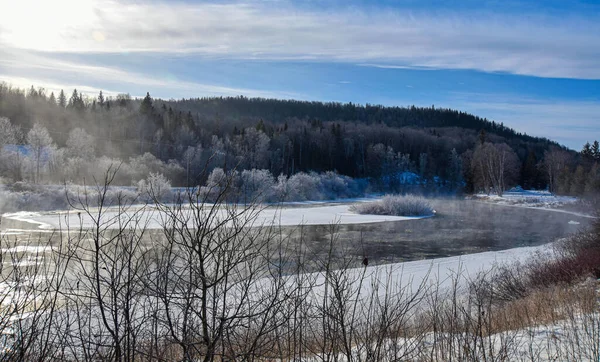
0, 198, 590, 265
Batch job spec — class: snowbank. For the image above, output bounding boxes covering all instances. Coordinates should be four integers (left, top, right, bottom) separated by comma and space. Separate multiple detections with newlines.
303, 244, 548, 300
472, 189, 577, 208
2, 203, 428, 231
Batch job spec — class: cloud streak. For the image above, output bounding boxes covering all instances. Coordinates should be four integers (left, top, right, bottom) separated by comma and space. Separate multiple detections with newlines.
451, 94, 600, 149
0, 48, 302, 99
1, 0, 599, 79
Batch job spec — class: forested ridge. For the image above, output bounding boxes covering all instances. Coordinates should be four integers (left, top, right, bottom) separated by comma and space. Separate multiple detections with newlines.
0, 83, 597, 196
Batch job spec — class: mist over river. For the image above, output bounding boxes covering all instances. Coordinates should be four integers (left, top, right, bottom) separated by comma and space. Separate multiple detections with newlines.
0, 198, 591, 268
292, 199, 591, 265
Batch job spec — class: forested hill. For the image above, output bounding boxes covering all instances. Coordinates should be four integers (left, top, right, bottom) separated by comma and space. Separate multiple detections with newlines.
169, 96, 541, 143
1, 84, 584, 193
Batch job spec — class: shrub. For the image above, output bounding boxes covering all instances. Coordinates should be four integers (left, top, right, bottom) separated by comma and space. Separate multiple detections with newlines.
198, 168, 240, 202
491, 220, 600, 303
137, 172, 173, 202
285, 172, 321, 201
240, 169, 276, 202
350, 194, 434, 216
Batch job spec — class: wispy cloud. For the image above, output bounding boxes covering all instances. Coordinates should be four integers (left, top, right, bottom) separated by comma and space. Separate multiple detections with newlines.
0, 48, 302, 99
1, 0, 599, 79
0, 75, 122, 98
449, 94, 600, 149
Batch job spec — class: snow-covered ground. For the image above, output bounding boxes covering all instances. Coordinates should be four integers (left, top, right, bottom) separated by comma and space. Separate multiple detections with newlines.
472, 189, 578, 208
1, 202, 429, 231
301, 243, 549, 301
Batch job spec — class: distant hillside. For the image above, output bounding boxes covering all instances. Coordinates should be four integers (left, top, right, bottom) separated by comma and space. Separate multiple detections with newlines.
167, 96, 550, 144
0, 83, 578, 192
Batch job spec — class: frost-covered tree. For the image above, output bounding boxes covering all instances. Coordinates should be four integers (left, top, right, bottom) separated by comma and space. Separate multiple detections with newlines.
0, 117, 23, 181
127, 152, 185, 184
182, 145, 203, 187
286, 172, 321, 201
240, 169, 276, 202
66, 128, 95, 160
63, 128, 95, 180
199, 167, 240, 201
27, 122, 53, 183
0, 117, 21, 148
138, 172, 172, 201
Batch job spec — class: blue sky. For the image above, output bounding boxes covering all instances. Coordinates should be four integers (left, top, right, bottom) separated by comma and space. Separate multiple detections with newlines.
0, 0, 599, 149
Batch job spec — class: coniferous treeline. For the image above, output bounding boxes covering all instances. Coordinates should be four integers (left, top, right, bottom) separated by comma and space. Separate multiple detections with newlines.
1, 82, 597, 196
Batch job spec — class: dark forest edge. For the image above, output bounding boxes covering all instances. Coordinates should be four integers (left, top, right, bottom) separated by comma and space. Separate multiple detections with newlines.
0, 83, 599, 202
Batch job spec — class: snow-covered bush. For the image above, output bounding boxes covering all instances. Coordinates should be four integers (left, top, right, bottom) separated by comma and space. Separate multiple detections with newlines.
0, 186, 20, 213
198, 168, 240, 202
280, 171, 366, 201
197, 168, 366, 203
240, 169, 276, 202
126, 152, 185, 184
285, 172, 322, 201
317, 171, 363, 200
350, 194, 434, 216
137, 172, 172, 202
0, 181, 140, 213
273, 174, 291, 201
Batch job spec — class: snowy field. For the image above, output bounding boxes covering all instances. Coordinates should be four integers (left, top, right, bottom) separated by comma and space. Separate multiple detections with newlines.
1, 202, 429, 231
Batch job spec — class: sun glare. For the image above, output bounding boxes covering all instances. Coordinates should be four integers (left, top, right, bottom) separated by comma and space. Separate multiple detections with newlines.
0, 0, 98, 51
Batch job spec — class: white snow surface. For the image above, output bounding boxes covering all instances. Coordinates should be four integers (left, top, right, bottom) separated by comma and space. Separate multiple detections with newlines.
473, 189, 577, 208
1, 202, 428, 230
300, 244, 548, 301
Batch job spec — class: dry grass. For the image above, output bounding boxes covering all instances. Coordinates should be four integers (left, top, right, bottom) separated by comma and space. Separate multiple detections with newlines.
487, 281, 598, 334
350, 194, 434, 217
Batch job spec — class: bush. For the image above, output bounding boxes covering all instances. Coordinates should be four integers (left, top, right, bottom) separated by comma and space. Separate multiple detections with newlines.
491, 220, 600, 303
137, 172, 173, 202
350, 194, 434, 216
197, 168, 241, 202
240, 169, 276, 202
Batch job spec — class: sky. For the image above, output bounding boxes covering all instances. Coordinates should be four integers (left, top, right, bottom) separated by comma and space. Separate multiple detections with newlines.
0, 0, 598, 149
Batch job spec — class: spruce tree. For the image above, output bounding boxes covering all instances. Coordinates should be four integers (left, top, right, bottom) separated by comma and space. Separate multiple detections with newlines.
592, 140, 600, 160
68, 89, 79, 109
581, 142, 592, 158
98, 90, 105, 108
58, 90, 67, 108
140, 92, 153, 115
48, 92, 56, 106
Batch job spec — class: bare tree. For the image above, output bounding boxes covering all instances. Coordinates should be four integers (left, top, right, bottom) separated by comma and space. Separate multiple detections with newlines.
62, 165, 152, 361
543, 147, 572, 194
472, 142, 519, 196
147, 171, 293, 361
